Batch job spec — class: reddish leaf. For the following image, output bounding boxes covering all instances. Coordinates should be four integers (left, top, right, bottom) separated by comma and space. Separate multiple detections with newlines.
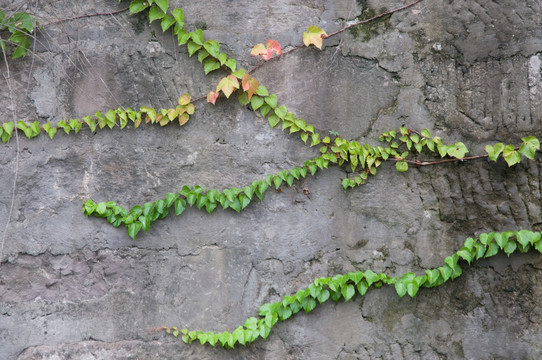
242, 74, 259, 100
207, 90, 219, 104
250, 43, 266, 57
265, 39, 282, 56
178, 113, 189, 126
303, 25, 327, 49
216, 75, 239, 98
250, 39, 282, 61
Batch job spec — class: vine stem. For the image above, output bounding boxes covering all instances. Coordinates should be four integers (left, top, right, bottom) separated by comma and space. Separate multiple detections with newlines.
31, 7, 130, 27
0, 42, 20, 262
390, 147, 520, 167
190, 0, 425, 103
248, 0, 424, 74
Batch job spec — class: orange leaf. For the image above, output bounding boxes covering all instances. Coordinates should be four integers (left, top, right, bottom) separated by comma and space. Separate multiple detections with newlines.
216, 75, 239, 98
303, 25, 327, 49
250, 39, 282, 61
178, 93, 191, 106
207, 90, 219, 104
250, 43, 266, 57
265, 39, 282, 56
178, 113, 189, 126
242, 74, 259, 100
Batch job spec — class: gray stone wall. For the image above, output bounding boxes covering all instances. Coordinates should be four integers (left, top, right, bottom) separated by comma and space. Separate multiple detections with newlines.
1, 0, 541, 359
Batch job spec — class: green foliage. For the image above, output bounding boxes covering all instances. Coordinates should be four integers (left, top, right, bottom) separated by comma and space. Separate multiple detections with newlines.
170, 230, 542, 348
3, 3, 541, 350
83, 156, 323, 239
0, 10, 37, 59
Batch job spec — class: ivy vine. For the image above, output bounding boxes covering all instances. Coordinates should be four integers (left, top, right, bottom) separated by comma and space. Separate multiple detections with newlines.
162, 230, 542, 348
1, 0, 541, 350
0, 10, 36, 59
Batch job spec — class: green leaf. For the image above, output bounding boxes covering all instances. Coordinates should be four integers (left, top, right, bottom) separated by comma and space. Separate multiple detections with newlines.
274, 105, 287, 119
503, 240, 517, 256
256, 85, 269, 97
494, 232, 508, 249
232, 68, 246, 79
516, 230, 541, 247
203, 40, 220, 58
171, 8, 184, 27
196, 195, 207, 209
239, 194, 251, 209
265, 94, 278, 108
250, 96, 264, 110
174, 198, 186, 216
278, 305, 292, 320
259, 104, 271, 117
457, 249, 473, 264
127, 222, 142, 240
11, 34, 31, 59
273, 176, 282, 189
503, 144, 521, 167
341, 284, 355, 301
205, 201, 217, 214
186, 192, 197, 207
154, 0, 169, 13
68, 119, 82, 133
425, 269, 440, 286
437, 143, 448, 158
421, 129, 431, 138
519, 136, 540, 160
485, 143, 504, 161
2, 121, 14, 136
191, 29, 204, 45
406, 281, 420, 298
230, 198, 241, 213
395, 280, 407, 298
158, 14, 174, 31
204, 58, 220, 74
310, 133, 320, 147
149, 6, 166, 23
129, 0, 149, 14
105, 109, 116, 129
268, 114, 280, 128
187, 41, 202, 56
447, 142, 468, 158
42, 123, 57, 139
302, 297, 317, 312
395, 161, 408, 172
225, 58, 236, 72
438, 265, 452, 282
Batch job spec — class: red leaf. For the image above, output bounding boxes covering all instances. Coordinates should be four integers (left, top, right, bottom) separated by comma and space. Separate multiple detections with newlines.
242, 74, 259, 100
207, 90, 219, 104
265, 40, 282, 55
250, 39, 282, 61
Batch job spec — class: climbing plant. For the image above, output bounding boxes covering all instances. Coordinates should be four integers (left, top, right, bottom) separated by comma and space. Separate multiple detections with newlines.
1, 0, 541, 350
0, 10, 36, 59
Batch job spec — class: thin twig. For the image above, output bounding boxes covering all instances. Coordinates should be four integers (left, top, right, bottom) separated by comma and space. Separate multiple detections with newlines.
248, 0, 424, 74
0, 43, 20, 263
38, 7, 130, 27
389, 147, 521, 167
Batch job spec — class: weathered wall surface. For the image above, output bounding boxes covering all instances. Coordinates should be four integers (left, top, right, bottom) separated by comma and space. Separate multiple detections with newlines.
1, 0, 541, 359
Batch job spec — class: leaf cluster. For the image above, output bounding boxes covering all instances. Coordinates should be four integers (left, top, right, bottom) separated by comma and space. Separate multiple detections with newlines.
83, 158, 324, 239
0, 10, 36, 59
171, 230, 542, 348
0, 95, 195, 143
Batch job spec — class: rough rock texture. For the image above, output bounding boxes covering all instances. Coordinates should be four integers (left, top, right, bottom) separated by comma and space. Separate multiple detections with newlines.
1, 0, 541, 359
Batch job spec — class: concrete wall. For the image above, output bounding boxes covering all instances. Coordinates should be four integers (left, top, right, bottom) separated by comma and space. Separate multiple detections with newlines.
1, 0, 541, 359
